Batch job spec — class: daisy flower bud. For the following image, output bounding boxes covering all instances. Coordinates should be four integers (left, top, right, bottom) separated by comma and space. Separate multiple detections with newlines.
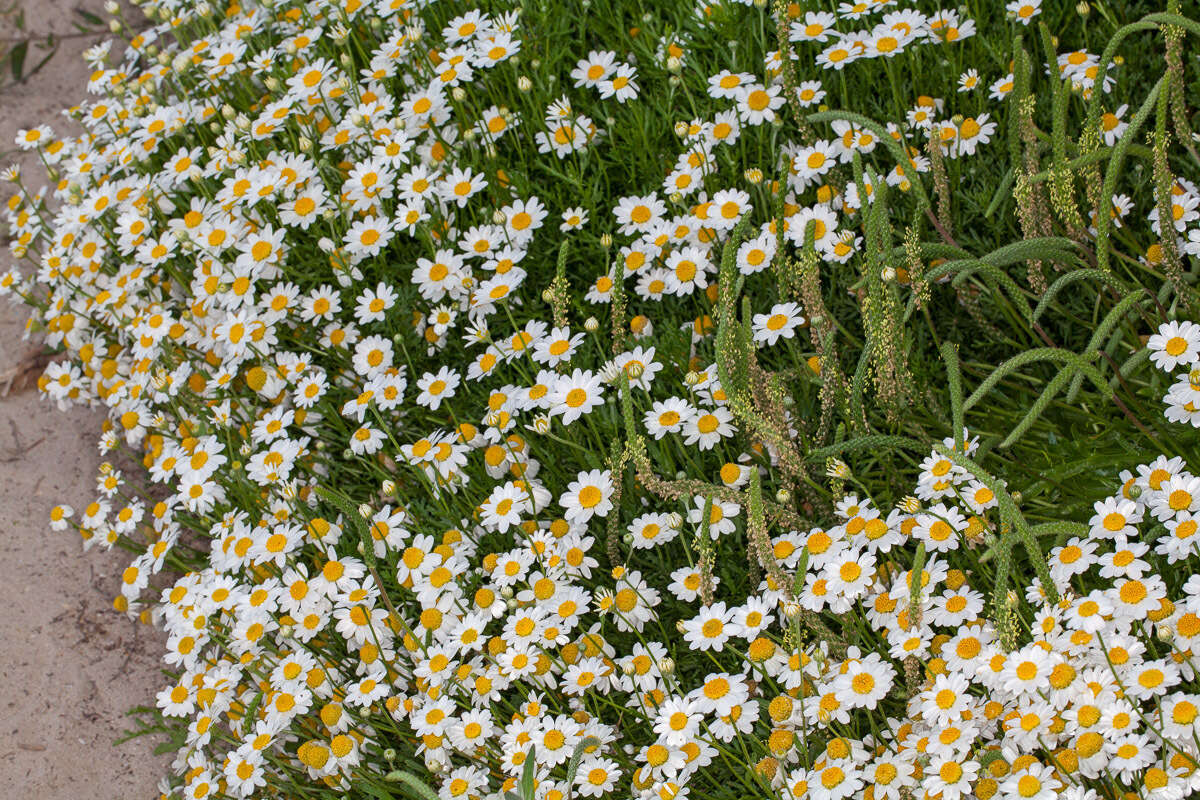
517, 76, 532, 92
882, 266, 897, 281
666, 56, 682, 74
381, 480, 396, 496
358, 503, 372, 519
657, 657, 675, 674
744, 168, 764, 184
600, 233, 612, 249
584, 316, 599, 332
452, 87, 467, 102
674, 121, 689, 137
826, 459, 852, 479
775, 488, 791, 504
531, 415, 551, 434
196, 2, 211, 16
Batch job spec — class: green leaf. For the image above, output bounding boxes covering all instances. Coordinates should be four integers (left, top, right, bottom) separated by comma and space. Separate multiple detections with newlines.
10, 40, 27, 82
521, 744, 538, 800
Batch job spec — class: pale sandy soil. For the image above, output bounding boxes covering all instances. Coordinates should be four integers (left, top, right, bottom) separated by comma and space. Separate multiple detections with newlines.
0, 1, 167, 798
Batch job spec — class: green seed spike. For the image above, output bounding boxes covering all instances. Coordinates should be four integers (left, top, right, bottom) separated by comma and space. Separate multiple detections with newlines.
1082, 12, 1200, 139
605, 437, 625, 565
1163, 0, 1200, 165
315, 484, 378, 570
1095, 77, 1163, 275
549, 239, 571, 328
1033, 268, 1127, 322
940, 342, 964, 446
618, 372, 637, 444
1065, 290, 1147, 403
563, 737, 602, 800
908, 541, 926, 630
608, 245, 627, 355
384, 771, 441, 800
1152, 71, 1194, 315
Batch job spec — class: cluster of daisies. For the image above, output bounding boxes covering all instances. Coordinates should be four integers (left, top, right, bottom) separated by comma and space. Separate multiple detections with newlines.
1150, 319, 1200, 427
0, 0, 1196, 799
